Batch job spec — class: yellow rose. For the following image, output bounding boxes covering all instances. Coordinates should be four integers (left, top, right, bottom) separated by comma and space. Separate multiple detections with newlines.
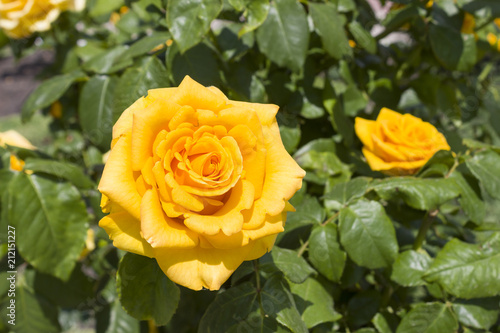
0, 129, 35, 171
354, 108, 450, 175
0, 0, 85, 39
98, 76, 305, 290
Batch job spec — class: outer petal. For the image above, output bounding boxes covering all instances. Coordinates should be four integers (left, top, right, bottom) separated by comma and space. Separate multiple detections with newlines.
170, 76, 227, 111
245, 234, 278, 261
146, 87, 177, 103
228, 100, 279, 127
154, 242, 253, 290
131, 99, 180, 170
140, 188, 199, 248
362, 147, 426, 175
257, 121, 306, 217
98, 135, 141, 220
99, 211, 154, 257
377, 107, 403, 122
354, 117, 377, 151
112, 96, 146, 143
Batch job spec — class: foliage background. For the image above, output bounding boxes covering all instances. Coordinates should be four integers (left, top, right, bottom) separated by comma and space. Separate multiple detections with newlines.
1, 0, 500, 332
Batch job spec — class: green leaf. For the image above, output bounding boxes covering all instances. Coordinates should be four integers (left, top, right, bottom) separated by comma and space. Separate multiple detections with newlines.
466, 149, 500, 201
284, 195, 325, 234
256, 0, 309, 71
228, 0, 245, 11
166, 0, 222, 52
23, 159, 93, 189
1, 279, 61, 333
290, 277, 341, 328
309, 3, 352, 60
125, 32, 171, 58
33, 264, 94, 308
308, 224, 346, 283
83, 46, 133, 74
462, 0, 500, 17
7, 173, 88, 280
452, 298, 500, 330
449, 171, 485, 225
198, 282, 258, 333
214, 22, 254, 61
339, 199, 398, 269
429, 23, 462, 70
96, 299, 140, 333
279, 125, 301, 154
395, 302, 458, 333
424, 234, 500, 299
21, 70, 86, 122
323, 177, 371, 211
117, 253, 180, 326
343, 84, 368, 116
78, 75, 118, 150
348, 21, 377, 54
239, 0, 270, 37
456, 33, 477, 72
169, 43, 221, 86
391, 250, 432, 287
382, 5, 419, 32
90, 0, 124, 17
372, 177, 461, 211
272, 247, 316, 284
114, 57, 169, 118
261, 275, 308, 333
372, 312, 400, 333
347, 290, 382, 328
295, 150, 351, 185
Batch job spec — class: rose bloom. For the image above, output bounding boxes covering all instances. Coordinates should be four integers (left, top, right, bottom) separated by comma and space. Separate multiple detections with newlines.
99, 76, 305, 290
355, 108, 450, 175
0, 0, 85, 39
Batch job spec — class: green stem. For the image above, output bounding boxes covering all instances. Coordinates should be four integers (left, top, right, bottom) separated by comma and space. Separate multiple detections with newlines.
297, 211, 340, 257
297, 240, 309, 257
413, 209, 438, 251
445, 155, 460, 178
253, 260, 265, 317
475, 16, 496, 33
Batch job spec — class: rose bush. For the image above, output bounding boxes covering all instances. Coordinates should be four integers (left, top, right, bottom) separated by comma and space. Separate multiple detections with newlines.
0, 0, 84, 38
98, 76, 305, 290
355, 108, 450, 175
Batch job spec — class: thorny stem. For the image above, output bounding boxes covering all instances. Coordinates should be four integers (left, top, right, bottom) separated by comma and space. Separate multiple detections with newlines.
413, 209, 439, 251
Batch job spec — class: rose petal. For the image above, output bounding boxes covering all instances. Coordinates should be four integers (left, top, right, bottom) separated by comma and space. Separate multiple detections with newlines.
131, 99, 180, 171
112, 96, 146, 144
362, 147, 427, 175
245, 234, 278, 261
257, 121, 306, 216
184, 180, 255, 236
98, 135, 142, 220
140, 188, 199, 248
229, 100, 279, 127
154, 242, 253, 290
354, 117, 377, 151
170, 76, 227, 111
99, 211, 154, 257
